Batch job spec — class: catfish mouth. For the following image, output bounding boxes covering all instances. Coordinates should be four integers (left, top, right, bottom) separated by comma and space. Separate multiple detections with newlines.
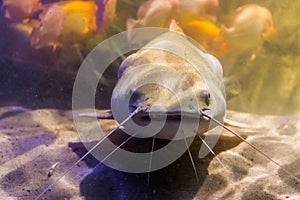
135, 111, 188, 126
130, 106, 210, 126
128, 107, 211, 140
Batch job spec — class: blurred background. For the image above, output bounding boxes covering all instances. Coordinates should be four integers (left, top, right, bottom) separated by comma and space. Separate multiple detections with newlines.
0, 0, 299, 116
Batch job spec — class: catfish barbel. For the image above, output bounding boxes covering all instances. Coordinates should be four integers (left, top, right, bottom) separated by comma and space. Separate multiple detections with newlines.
35, 29, 300, 199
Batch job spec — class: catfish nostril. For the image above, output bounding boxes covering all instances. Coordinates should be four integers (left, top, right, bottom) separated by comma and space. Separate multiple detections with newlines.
199, 90, 211, 106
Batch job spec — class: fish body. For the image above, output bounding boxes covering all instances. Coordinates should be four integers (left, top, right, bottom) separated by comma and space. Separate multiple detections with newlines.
127, 0, 219, 40
1, 0, 42, 21
30, 3, 65, 49
9, 19, 40, 37
219, 4, 275, 54
126, 0, 178, 31
177, 17, 220, 50
176, 0, 219, 23
58, 1, 98, 44
184, 18, 220, 37
97, 0, 117, 30
112, 31, 226, 140
35, 28, 300, 199
128, 2, 275, 57
30, 0, 116, 49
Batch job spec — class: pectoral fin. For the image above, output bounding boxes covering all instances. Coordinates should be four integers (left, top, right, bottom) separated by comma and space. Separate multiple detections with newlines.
78, 109, 113, 119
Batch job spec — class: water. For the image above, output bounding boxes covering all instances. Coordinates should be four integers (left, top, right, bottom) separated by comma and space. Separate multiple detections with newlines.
1, 0, 299, 115
0, 1, 300, 199
218, 0, 300, 116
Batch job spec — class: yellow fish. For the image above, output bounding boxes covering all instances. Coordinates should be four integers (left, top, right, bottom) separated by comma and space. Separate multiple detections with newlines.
177, 15, 220, 50
30, 0, 116, 49
57, 1, 98, 44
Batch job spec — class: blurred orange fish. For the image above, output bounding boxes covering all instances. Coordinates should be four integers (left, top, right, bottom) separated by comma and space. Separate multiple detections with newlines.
176, 14, 220, 49
1, 0, 43, 21
126, 0, 177, 31
126, 0, 220, 45
176, 0, 219, 23
215, 4, 275, 55
127, 0, 219, 30
30, 0, 116, 49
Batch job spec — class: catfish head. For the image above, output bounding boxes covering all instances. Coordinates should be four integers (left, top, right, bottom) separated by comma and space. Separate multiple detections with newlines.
111, 31, 226, 140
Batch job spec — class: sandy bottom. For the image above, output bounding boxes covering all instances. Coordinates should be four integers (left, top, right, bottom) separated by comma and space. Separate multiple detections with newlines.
0, 106, 299, 200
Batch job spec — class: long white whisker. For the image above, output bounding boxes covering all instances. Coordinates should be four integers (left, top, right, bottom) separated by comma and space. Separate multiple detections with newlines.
201, 111, 300, 184
76, 131, 141, 192
182, 132, 199, 182
35, 107, 142, 200
147, 137, 155, 187
197, 134, 226, 169
100, 131, 140, 164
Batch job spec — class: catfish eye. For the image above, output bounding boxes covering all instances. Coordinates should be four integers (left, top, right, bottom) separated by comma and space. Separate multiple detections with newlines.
199, 90, 211, 106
